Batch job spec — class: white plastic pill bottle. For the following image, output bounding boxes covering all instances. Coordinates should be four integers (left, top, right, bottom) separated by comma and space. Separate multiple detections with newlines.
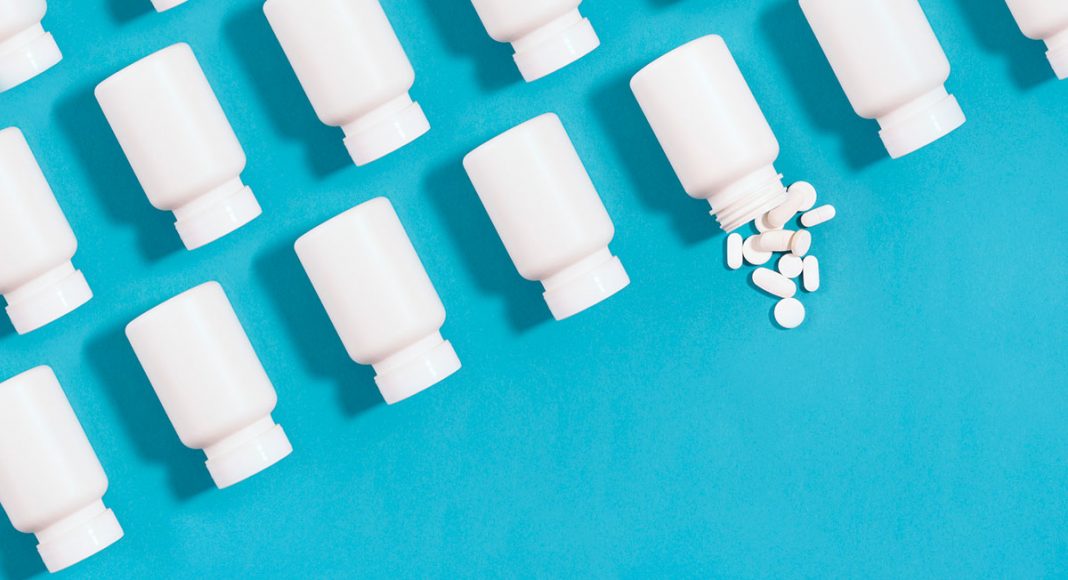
799, 0, 966, 159
0, 0, 62, 92
264, 0, 429, 166
126, 282, 293, 489
0, 127, 93, 335
468, 0, 600, 82
631, 35, 787, 233
295, 197, 461, 404
463, 113, 629, 320
0, 367, 123, 573
95, 43, 261, 251
1005, 0, 1068, 79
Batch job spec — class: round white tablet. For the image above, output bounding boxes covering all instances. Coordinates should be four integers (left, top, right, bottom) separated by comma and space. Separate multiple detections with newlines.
778, 254, 803, 278
742, 236, 772, 265
774, 298, 806, 329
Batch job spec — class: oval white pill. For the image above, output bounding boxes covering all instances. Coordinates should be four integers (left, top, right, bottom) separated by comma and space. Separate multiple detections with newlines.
754, 229, 793, 252
800, 204, 836, 228
742, 236, 772, 265
789, 181, 817, 212
726, 233, 743, 269
765, 190, 805, 229
778, 254, 803, 278
774, 298, 805, 329
752, 267, 796, 298
790, 229, 812, 257
802, 256, 820, 292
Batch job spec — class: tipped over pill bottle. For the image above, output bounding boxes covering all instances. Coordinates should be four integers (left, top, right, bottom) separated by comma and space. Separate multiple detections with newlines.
0, 367, 123, 573
0, 127, 93, 335
631, 35, 787, 233
799, 0, 966, 159
469, 0, 600, 82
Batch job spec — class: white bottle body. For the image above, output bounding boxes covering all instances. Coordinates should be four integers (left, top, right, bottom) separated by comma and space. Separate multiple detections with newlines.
0, 127, 92, 334
95, 43, 260, 250
1005, 0, 1068, 79
0, 0, 62, 92
126, 282, 291, 488
263, 0, 430, 165
799, 0, 966, 158
0, 366, 123, 573
463, 113, 629, 320
469, 0, 599, 81
295, 197, 460, 404
630, 35, 786, 233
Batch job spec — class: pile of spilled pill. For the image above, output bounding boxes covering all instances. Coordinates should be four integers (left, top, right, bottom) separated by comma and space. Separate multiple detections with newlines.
725, 181, 836, 329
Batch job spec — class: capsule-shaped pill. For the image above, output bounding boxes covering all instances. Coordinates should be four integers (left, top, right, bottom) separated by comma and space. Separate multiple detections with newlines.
726, 233, 743, 270
752, 267, 797, 298
764, 187, 807, 229
802, 255, 820, 292
800, 204, 837, 228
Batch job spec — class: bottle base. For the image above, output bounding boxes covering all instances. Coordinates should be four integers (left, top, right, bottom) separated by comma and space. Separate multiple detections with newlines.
513, 10, 600, 82
36, 501, 123, 573
374, 334, 461, 404
343, 96, 430, 166
542, 249, 630, 321
878, 91, 966, 159
204, 418, 292, 489
0, 25, 62, 92
5, 263, 93, 335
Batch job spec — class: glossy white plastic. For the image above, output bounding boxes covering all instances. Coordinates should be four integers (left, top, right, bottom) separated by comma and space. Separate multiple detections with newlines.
151, 0, 188, 11
631, 35, 788, 232
799, 0, 966, 159
126, 282, 292, 489
0, 127, 92, 335
0, 0, 62, 92
1005, 0, 1068, 79
95, 43, 260, 251
469, 0, 600, 82
295, 198, 461, 404
463, 113, 630, 320
0, 367, 123, 573
264, 0, 429, 166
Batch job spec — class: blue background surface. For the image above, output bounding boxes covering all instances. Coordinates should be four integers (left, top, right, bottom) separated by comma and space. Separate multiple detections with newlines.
1, 0, 1066, 577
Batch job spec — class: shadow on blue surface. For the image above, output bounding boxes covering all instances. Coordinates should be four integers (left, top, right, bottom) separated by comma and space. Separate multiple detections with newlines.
254, 242, 383, 417
0, 523, 43, 580
106, 0, 152, 24
760, 1, 886, 171
952, 0, 1052, 90
589, 74, 717, 247
424, 159, 550, 333
224, 5, 352, 179
85, 325, 214, 501
417, 0, 517, 92
55, 86, 182, 263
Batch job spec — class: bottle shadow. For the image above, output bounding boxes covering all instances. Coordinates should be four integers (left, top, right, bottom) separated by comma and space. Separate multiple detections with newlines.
253, 241, 383, 417
53, 85, 182, 263
84, 324, 214, 501
759, 1, 886, 171
223, 4, 352, 178
0, 523, 43, 580
423, 159, 551, 334
951, 0, 1051, 90
588, 73, 717, 247
106, 0, 153, 24
416, 0, 517, 92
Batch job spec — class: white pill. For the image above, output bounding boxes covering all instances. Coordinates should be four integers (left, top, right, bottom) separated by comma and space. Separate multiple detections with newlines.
778, 254, 803, 278
790, 229, 812, 257
774, 297, 805, 329
726, 233, 743, 270
752, 267, 796, 298
753, 230, 794, 252
754, 213, 777, 233
765, 188, 806, 229
742, 236, 772, 265
800, 204, 836, 228
802, 256, 820, 292
789, 181, 818, 212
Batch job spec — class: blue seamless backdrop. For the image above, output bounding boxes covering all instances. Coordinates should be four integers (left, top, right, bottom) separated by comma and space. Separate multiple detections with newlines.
0, 0, 1065, 578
